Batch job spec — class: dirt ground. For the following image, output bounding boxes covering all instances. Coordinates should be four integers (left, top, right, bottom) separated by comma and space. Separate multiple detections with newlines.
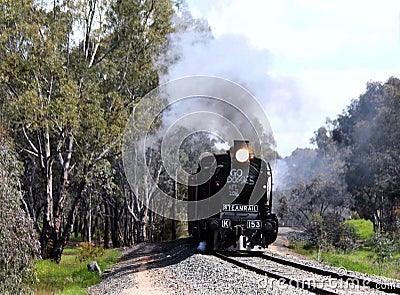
267, 227, 310, 262
120, 259, 171, 295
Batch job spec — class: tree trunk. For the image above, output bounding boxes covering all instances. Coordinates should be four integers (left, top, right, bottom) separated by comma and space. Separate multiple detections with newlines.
148, 209, 153, 242
171, 178, 177, 240
161, 216, 165, 241
53, 135, 74, 243
104, 202, 111, 249
73, 217, 79, 238
93, 210, 99, 244
50, 177, 86, 262
87, 191, 92, 243
111, 205, 121, 247
39, 132, 78, 262
52, 196, 81, 263
123, 208, 128, 245
143, 207, 149, 241
40, 129, 54, 259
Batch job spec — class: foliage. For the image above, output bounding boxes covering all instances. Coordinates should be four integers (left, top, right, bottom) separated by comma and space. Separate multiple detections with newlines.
306, 214, 324, 249
318, 249, 400, 279
336, 223, 358, 253
275, 144, 351, 227
0, 0, 174, 261
393, 229, 400, 252
0, 130, 40, 294
276, 77, 400, 233
323, 77, 400, 232
289, 234, 400, 279
305, 214, 357, 256
287, 231, 313, 255
344, 219, 374, 241
76, 242, 104, 263
369, 232, 397, 275
35, 247, 120, 294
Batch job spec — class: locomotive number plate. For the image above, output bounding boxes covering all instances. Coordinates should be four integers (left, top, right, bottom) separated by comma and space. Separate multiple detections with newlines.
247, 220, 262, 229
221, 219, 231, 228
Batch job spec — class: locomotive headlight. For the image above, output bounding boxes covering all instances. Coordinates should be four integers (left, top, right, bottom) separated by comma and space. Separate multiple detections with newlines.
235, 148, 249, 163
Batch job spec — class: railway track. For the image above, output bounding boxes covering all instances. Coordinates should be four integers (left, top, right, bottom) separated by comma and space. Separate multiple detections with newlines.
214, 252, 400, 294
261, 252, 400, 294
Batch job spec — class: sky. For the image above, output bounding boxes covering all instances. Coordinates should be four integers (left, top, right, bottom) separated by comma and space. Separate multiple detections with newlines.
169, 0, 400, 157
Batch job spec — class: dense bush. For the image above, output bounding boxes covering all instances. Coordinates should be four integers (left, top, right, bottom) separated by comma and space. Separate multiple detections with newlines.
0, 131, 40, 294
76, 242, 104, 262
369, 232, 397, 275
305, 214, 357, 254
286, 231, 310, 244
306, 214, 324, 248
344, 219, 374, 242
336, 223, 358, 253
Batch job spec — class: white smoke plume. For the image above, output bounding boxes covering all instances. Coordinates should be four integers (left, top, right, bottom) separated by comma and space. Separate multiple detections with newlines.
160, 4, 314, 158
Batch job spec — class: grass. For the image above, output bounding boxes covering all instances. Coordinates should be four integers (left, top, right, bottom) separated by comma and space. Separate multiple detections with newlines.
288, 219, 399, 280
35, 247, 121, 294
344, 219, 374, 241
288, 242, 314, 256
289, 243, 400, 279
316, 249, 400, 279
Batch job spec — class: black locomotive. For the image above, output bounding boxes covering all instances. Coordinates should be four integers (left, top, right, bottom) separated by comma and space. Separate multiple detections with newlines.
188, 140, 278, 252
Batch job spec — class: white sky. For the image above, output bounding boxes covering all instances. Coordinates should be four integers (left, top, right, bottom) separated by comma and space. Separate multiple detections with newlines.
184, 0, 400, 157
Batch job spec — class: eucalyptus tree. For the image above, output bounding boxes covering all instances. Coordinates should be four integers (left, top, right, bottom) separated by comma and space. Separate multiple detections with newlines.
323, 77, 400, 231
0, 129, 40, 294
0, 0, 173, 261
122, 139, 164, 242
0, 0, 79, 262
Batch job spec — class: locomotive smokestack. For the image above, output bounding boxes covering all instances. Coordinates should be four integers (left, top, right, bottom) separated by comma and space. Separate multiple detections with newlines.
233, 140, 249, 151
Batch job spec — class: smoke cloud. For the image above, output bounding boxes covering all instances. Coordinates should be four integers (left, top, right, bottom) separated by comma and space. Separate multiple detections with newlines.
160, 8, 315, 158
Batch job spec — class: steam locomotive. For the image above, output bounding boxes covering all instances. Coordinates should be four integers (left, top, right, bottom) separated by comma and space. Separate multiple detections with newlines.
188, 140, 278, 252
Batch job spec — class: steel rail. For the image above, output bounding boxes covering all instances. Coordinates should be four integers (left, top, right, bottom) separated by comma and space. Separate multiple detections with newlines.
261, 253, 400, 294
214, 252, 339, 295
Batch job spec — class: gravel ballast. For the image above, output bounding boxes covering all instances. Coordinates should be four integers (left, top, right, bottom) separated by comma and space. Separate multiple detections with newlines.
88, 231, 400, 295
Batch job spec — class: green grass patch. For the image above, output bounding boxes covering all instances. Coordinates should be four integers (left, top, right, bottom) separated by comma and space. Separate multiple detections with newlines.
35, 247, 120, 294
288, 241, 313, 256
344, 219, 374, 241
317, 249, 400, 279
288, 221, 399, 280
316, 249, 375, 274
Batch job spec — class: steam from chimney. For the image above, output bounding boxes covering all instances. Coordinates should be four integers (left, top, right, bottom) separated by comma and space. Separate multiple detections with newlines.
159, 6, 314, 158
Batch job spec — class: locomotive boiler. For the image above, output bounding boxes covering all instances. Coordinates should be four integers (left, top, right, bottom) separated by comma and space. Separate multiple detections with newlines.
188, 140, 278, 252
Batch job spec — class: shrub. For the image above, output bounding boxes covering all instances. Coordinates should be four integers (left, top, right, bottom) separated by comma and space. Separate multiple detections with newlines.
305, 214, 357, 255
287, 231, 310, 244
369, 232, 397, 275
306, 214, 324, 248
0, 132, 40, 294
322, 213, 343, 248
337, 223, 358, 253
287, 231, 312, 252
344, 219, 374, 242
76, 242, 104, 263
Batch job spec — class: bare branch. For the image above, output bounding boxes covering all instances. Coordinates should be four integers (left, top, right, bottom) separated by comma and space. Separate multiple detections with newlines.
91, 137, 121, 165
22, 125, 39, 155
88, 43, 99, 68
22, 148, 39, 158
